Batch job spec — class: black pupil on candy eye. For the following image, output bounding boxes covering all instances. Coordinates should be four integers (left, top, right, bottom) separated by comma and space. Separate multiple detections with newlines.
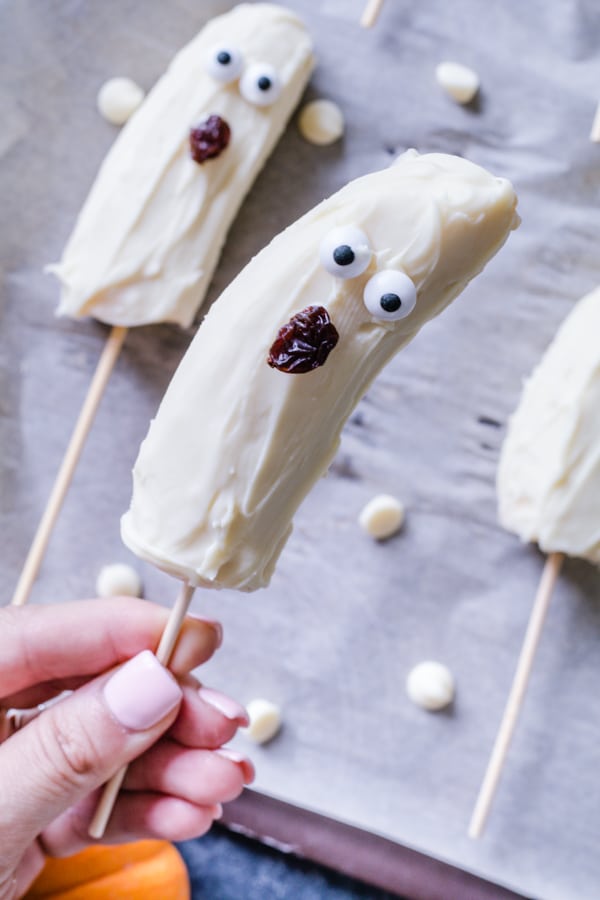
380, 292, 401, 312
257, 76, 272, 91
333, 245, 355, 266
217, 51, 231, 65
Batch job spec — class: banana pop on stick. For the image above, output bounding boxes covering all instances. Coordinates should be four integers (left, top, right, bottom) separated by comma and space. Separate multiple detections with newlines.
122, 151, 519, 589
89, 151, 518, 837
51, 3, 314, 328
470, 286, 600, 838
12, 4, 313, 607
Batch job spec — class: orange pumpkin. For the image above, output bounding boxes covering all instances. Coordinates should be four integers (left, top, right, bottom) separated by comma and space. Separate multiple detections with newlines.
24, 840, 190, 899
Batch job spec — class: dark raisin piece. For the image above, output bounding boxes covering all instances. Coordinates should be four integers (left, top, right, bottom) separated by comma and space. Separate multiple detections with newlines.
267, 305, 339, 374
189, 114, 231, 164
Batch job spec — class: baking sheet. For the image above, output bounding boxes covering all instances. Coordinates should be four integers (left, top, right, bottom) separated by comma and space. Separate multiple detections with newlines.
221, 791, 526, 900
2, 1, 600, 897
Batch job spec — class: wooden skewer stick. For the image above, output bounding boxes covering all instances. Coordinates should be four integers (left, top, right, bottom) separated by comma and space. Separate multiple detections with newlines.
360, 0, 384, 28
11, 325, 128, 608
468, 551, 564, 839
88, 581, 196, 839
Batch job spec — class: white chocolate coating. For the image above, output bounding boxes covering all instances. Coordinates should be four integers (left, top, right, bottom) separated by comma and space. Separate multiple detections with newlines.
97, 77, 145, 126
435, 61, 479, 105
298, 99, 344, 145
243, 698, 282, 743
96, 562, 142, 597
121, 151, 518, 590
498, 287, 600, 564
406, 661, 455, 711
590, 103, 600, 143
359, 494, 405, 539
50, 5, 314, 327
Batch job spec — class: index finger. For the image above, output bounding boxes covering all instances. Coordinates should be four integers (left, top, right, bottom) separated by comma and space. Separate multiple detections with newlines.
0, 597, 221, 700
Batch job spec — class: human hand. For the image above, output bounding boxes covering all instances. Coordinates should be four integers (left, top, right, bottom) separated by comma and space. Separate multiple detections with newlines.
0, 597, 253, 899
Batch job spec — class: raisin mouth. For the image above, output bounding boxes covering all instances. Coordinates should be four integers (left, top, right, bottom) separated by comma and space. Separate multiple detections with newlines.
189, 114, 231, 164
267, 305, 339, 374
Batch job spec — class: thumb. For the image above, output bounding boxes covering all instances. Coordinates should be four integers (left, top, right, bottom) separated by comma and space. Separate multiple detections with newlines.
0, 651, 182, 862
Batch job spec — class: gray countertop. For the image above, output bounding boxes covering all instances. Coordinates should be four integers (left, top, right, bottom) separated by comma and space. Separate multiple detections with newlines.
2, 1, 600, 898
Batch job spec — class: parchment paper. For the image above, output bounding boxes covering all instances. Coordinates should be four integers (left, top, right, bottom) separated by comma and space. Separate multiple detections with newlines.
2, 1, 600, 898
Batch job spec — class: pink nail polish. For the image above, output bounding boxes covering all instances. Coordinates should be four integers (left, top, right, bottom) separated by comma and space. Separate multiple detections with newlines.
211, 803, 223, 820
104, 650, 182, 731
199, 687, 249, 725
215, 748, 255, 783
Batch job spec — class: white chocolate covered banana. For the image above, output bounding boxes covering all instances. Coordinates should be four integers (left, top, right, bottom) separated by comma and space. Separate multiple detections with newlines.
49, 4, 314, 328
498, 286, 600, 564
121, 151, 519, 589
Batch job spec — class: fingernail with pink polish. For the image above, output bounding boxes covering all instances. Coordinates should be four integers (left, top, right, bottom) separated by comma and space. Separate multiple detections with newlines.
104, 650, 182, 731
211, 803, 223, 820
199, 687, 249, 726
216, 748, 255, 783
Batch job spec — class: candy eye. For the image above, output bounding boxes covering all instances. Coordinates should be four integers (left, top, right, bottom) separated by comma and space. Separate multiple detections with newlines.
239, 63, 282, 106
319, 226, 372, 279
206, 45, 244, 83
363, 270, 417, 321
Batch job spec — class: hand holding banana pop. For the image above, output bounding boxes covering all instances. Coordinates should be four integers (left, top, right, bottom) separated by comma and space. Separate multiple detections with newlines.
93, 151, 519, 836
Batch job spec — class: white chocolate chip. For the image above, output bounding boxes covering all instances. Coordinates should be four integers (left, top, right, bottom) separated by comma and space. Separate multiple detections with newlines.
358, 494, 405, 539
435, 62, 480, 105
96, 563, 143, 598
298, 99, 344, 146
97, 77, 145, 126
242, 698, 282, 744
406, 661, 455, 711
